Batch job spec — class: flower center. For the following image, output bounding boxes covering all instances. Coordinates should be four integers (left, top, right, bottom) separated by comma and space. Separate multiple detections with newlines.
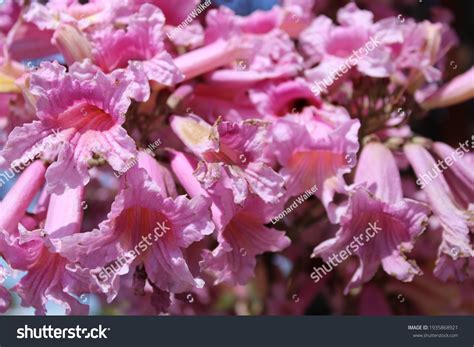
56, 103, 115, 133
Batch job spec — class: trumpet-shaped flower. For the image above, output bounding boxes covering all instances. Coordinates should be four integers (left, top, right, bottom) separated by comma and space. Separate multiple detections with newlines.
312, 142, 430, 293
54, 154, 214, 301
171, 115, 286, 205
1, 60, 143, 194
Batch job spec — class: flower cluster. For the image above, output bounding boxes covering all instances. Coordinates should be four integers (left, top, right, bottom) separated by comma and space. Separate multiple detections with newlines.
0, 0, 472, 315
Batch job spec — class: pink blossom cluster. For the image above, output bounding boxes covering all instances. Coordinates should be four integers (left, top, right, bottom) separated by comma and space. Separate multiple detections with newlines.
0, 0, 472, 315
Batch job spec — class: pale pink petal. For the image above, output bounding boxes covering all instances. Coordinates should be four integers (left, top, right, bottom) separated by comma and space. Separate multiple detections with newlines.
421, 68, 474, 110
404, 143, 473, 280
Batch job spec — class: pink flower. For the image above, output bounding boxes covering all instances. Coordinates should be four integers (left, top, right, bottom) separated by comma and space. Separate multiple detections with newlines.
204, 6, 285, 43
174, 37, 252, 82
147, 0, 200, 27
0, 0, 20, 35
301, 3, 457, 93
204, 2, 314, 41
52, 24, 92, 66
200, 7, 304, 88
0, 84, 36, 147
205, 29, 303, 87
249, 78, 322, 118
4, 21, 59, 62
279, 0, 316, 37
55, 152, 214, 301
312, 142, 430, 293
90, 4, 183, 88
269, 108, 360, 222
24, 2, 78, 31
24, 1, 120, 31
0, 0, 471, 316
431, 142, 473, 210
237, 7, 282, 35
168, 82, 259, 124
300, 3, 380, 80
1, 60, 143, 194
14, 186, 91, 315
394, 20, 457, 87
171, 115, 286, 205
170, 151, 290, 285
200, 194, 291, 285
166, 22, 204, 50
